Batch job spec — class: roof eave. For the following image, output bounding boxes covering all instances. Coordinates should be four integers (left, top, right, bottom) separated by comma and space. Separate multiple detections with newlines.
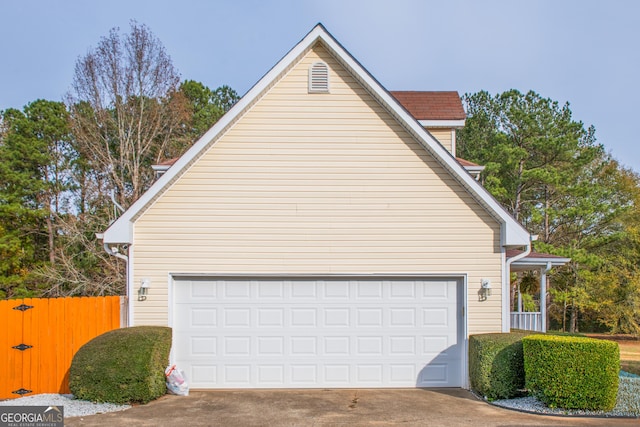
418, 119, 466, 128
510, 257, 572, 272
463, 165, 485, 173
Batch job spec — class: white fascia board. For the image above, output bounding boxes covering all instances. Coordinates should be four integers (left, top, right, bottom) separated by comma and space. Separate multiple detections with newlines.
512, 257, 571, 267
103, 23, 530, 247
463, 165, 485, 173
418, 119, 466, 128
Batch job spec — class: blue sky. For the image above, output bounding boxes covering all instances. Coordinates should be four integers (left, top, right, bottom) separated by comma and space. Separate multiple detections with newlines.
1, 0, 639, 172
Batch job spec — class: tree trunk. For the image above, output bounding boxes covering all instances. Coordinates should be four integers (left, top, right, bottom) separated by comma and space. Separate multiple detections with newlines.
514, 159, 525, 221
544, 185, 550, 242
570, 304, 578, 333
46, 216, 55, 265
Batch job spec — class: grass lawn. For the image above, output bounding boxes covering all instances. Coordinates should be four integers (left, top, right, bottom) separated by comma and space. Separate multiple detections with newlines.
586, 334, 640, 376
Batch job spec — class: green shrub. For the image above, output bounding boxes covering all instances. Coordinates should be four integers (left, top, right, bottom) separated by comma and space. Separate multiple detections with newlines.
70, 326, 172, 404
523, 334, 619, 411
469, 332, 533, 400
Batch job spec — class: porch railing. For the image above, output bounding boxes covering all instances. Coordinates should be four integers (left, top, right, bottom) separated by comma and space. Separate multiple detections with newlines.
510, 311, 543, 332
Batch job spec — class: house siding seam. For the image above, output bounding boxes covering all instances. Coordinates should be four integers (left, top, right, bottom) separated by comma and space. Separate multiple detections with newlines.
130, 44, 503, 335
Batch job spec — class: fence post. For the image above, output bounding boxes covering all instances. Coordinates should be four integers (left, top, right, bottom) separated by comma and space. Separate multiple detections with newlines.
120, 296, 129, 328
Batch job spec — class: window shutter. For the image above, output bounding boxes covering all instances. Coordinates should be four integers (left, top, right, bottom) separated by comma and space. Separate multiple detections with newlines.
308, 62, 329, 93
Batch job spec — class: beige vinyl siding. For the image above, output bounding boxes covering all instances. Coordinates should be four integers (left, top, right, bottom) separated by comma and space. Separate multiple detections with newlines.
426, 128, 453, 153
132, 44, 503, 334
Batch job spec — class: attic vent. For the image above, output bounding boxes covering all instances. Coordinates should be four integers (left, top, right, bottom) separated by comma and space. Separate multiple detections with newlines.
308, 62, 329, 93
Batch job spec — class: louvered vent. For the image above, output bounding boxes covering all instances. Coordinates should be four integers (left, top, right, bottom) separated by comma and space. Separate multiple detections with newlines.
308, 62, 329, 93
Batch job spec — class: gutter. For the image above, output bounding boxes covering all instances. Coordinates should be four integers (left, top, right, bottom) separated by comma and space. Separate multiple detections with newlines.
506, 234, 536, 274
96, 233, 128, 262
97, 233, 131, 327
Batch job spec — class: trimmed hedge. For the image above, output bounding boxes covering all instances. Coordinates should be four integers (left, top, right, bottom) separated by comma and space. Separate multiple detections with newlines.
523, 334, 619, 411
70, 326, 172, 404
469, 332, 533, 400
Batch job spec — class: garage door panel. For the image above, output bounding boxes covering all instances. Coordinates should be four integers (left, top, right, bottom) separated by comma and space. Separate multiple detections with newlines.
423, 336, 450, 354
422, 281, 450, 299
291, 308, 317, 326
356, 281, 384, 298
422, 307, 450, 326
324, 308, 350, 326
324, 364, 350, 383
390, 336, 415, 355
192, 364, 216, 384
258, 365, 284, 384
324, 336, 349, 355
257, 337, 284, 356
291, 280, 317, 298
175, 279, 218, 302
390, 281, 416, 298
324, 280, 350, 298
258, 281, 284, 298
173, 277, 463, 388
223, 280, 251, 298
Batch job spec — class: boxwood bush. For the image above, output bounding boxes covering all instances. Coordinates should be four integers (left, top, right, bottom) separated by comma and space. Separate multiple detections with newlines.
70, 326, 172, 404
469, 332, 533, 400
523, 334, 619, 411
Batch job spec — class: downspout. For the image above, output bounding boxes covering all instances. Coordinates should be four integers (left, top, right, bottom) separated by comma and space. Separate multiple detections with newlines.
504, 234, 536, 331
110, 190, 125, 214
96, 233, 130, 327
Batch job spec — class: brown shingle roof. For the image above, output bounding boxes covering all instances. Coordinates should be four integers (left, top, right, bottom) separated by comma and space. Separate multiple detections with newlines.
506, 249, 568, 260
390, 91, 466, 121
156, 157, 179, 166
456, 158, 480, 167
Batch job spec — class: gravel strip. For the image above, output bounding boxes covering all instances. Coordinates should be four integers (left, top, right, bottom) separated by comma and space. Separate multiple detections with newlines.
492, 395, 639, 418
488, 371, 640, 418
0, 394, 130, 418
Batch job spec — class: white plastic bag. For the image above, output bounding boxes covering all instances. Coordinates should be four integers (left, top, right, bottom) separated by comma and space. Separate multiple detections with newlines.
165, 365, 189, 396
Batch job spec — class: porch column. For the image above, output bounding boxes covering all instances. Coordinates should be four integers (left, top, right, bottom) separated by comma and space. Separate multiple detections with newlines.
540, 262, 551, 332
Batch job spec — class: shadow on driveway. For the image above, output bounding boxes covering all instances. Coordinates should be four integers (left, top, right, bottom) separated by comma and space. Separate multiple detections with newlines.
66, 388, 638, 426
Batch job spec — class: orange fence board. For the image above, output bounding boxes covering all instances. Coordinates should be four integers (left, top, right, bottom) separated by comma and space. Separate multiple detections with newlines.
0, 296, 122, 399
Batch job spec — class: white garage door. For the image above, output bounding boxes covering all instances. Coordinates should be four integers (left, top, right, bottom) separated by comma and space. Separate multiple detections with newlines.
173, 277, 463, 388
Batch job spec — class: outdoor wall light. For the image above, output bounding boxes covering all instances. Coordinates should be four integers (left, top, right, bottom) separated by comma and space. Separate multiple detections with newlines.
481, 278, 492, 297
138, 278, 150, 301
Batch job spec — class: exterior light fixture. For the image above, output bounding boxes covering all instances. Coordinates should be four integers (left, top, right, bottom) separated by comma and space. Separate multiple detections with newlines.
481, 279, 492, 297
138, 278, 150, 301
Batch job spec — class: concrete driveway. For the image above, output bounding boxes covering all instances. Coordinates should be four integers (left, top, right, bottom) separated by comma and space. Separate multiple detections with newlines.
66, 389, 637, 426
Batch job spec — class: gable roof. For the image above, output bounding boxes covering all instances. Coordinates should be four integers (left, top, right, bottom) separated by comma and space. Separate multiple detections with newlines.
103, 23, 530, 248
391, 91, 466, 125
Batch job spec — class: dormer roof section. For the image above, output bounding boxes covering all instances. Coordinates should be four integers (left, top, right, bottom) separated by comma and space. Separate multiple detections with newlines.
391, 91, 466, 128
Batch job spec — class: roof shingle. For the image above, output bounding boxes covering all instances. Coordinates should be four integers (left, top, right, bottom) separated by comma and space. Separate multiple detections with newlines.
390, 91, 466, 121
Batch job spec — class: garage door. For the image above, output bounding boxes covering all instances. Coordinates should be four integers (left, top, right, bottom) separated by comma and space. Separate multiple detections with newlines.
173, 277, 463, 388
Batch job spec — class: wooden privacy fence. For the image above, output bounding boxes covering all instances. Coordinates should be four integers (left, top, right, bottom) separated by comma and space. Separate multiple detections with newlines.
0, 296, 125, 399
